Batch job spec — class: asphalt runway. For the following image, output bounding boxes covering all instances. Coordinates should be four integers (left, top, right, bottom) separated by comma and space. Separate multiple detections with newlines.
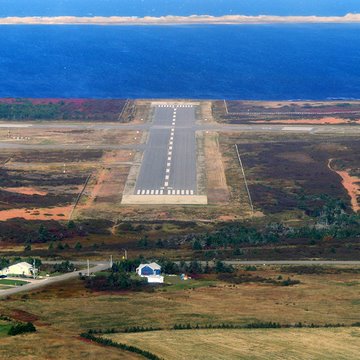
134, 104, 197, 196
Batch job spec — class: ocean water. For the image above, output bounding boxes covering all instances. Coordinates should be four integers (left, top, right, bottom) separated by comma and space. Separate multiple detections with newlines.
0, 0, 359, 17
0, 25, 359, 100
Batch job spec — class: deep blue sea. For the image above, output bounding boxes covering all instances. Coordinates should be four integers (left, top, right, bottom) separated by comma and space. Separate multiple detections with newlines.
0, 25, 360, 100
0, 0, 359, 17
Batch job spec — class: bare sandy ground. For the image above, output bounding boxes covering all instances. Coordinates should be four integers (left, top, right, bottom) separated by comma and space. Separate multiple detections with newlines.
0, 206, 72, 221
335, 170, 360, 213
2, 187, 48, 196
1, 14, 360, 25
328, 159, 360, 213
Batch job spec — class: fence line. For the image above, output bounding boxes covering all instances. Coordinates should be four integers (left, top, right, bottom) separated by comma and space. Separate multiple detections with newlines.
235, 144, 254, 214
69, 173, 92, 220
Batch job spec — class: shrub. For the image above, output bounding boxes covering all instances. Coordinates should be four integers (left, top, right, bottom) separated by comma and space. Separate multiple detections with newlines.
8, 322, 36, 336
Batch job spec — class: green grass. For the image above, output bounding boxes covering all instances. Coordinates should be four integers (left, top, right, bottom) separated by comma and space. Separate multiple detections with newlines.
163, 275, 217, 291
0, 323, 12, 337
0, 279, 29, 286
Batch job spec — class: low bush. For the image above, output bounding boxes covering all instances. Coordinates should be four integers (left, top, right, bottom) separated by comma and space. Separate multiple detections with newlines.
8, 322, 36, 336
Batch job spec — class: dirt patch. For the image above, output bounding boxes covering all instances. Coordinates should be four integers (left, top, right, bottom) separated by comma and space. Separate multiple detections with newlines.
0, 206, 72, 221
328, 159, 360, 212
3, 187, 48, 196
204, 132, 229, 204
10, 309, 39, 323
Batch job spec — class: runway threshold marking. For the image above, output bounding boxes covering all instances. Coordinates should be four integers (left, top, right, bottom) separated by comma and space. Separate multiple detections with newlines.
134, 103, 197, 198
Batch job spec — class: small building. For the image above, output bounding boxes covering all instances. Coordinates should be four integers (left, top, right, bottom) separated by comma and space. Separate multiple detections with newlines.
136, 262, 163, 283
0, 262, 35, 277
136, 262, 161, 277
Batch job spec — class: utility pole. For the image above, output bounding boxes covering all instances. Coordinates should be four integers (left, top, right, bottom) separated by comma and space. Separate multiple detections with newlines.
33, 258, 36, 279
87, 259, 90, 277
110, 255, 113, 268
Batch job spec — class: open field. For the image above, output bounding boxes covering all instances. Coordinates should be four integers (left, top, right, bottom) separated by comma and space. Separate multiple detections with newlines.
223, 133, 360, 215
0, 100, 359, 260
0, 265, 359, 358
0, 98, 132, 121
213, 100, 360, 125
0, 279, 28, 286
105, 327, 360, 360
0, 127, 141, 146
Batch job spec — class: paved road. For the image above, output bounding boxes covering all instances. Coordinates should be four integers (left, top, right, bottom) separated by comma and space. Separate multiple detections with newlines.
1, 121, 360, 133
0, 262, 110, 298
222, 260, 360, 266
134, 104, 197, 196
179, 260, 360, 266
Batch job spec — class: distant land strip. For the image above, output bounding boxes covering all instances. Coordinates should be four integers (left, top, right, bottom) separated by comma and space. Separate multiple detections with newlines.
1, 13, 360, 25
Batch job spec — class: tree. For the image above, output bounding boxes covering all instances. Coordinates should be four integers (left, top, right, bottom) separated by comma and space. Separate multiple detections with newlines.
67, 220, 76, 230
192, 240, 202, 250
0, 257, 10, 270
54, 261, 75, 273
75, 242, 82, 251
38, 224, 51, 242
188, 260, 203, 274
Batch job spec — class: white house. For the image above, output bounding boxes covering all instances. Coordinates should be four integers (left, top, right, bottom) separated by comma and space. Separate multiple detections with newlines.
136, 262, 164, 283
0, 262, 35, 277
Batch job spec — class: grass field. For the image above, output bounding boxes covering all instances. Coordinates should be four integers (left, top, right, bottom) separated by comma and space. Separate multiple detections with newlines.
0, 322, 12, 337
0, 266, 358, 358
0, 279, 28, 286
106, 327, 360, 360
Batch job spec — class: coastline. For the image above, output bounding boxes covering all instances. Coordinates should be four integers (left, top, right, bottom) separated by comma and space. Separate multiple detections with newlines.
0, 14, 360, 25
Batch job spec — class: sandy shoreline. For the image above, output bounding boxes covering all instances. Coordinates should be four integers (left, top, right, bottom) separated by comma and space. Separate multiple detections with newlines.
0, 14, 360, 25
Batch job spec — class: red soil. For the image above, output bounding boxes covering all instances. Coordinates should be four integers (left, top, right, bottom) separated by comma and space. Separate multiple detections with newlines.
3, 187, 48, 196
11, 309, 39, 322
328, 159, 360, 212
0, 206, 73, 221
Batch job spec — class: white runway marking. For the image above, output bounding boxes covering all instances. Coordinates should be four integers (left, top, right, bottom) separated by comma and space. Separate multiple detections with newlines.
155, 190, 159, 195
151, 190, 154, 195
160, 190, 164, 195
164, 181, 169, 187
137, 190, 141, 195
166, 168, 170, 173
